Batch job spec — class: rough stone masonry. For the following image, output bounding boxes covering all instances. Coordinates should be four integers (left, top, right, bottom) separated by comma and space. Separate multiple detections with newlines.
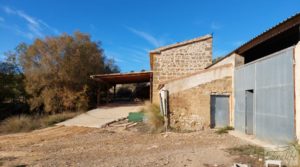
169, 77, 232, 131
150, 34, 212, 104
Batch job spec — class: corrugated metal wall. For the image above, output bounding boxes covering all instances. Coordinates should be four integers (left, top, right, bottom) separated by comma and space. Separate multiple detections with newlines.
234, 47, 295, 144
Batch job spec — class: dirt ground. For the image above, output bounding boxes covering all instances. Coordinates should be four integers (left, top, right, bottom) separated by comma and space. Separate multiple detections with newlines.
0, 123, 259, 167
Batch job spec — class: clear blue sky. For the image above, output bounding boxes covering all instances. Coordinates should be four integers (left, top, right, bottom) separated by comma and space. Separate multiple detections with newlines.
0, 0, 299, 72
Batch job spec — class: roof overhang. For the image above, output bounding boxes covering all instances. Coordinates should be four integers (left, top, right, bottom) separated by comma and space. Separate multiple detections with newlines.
90, 71, 152, 85
236, 13, 300, 56
208, 13, 300, 66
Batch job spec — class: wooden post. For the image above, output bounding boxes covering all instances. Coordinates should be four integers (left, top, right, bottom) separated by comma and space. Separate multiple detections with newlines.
113, 84, 116, 99
106, 88, 109, 104
97, 88, 100, 107
150, 73, 153, 103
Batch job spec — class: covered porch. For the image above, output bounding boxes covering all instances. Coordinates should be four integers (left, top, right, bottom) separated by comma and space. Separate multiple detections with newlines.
90, 71, 152, 105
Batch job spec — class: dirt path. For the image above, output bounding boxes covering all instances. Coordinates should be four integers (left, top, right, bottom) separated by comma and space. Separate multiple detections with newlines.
0, 124, 252, 167
57, 103, 143, 128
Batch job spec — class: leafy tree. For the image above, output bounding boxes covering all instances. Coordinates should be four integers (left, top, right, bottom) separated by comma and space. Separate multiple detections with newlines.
18, 32, 119, 113
0, 51, 26, 103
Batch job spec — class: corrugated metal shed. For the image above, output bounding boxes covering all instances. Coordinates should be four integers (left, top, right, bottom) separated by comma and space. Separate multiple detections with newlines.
234, 47, 295, 144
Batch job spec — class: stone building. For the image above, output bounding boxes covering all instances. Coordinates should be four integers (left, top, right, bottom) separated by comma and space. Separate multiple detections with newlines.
161, 54, 243, 131
149, 35, 212, 104
92, 13, 300, 144
157, 13, 300, 144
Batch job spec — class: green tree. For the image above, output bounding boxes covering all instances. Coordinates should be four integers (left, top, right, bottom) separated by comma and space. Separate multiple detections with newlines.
0, 51, 26, 103
18, 32, 119, 113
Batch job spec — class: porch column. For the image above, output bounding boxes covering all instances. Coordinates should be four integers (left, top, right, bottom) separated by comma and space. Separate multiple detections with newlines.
97, 88, 100, 107
113, 84, 116, 99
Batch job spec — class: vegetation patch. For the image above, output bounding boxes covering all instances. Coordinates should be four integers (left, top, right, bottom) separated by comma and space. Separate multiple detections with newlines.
140, 102, 164, 133
215, 126, 234, 134
227, 144, 265, 157
226, 145, 265, 167
0, 112, 80, 134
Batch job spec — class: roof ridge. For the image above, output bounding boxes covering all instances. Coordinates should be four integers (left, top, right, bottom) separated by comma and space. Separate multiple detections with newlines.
150, 34, 212, 53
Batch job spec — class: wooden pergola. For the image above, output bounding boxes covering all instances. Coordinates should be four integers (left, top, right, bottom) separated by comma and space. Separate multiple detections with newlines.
90, 71, 152, 105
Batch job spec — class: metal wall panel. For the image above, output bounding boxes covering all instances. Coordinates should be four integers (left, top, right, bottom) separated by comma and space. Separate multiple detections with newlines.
211, 95, 229, 127
234, 47, 295, 144
234, 90, 246, 132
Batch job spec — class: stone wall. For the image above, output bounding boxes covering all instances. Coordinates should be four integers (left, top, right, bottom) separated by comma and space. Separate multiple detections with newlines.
168, 77, 232, 131
151, 36, 212, 104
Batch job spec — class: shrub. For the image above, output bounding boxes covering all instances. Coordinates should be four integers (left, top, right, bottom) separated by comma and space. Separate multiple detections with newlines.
42, 112, 79, 126
142, 102, 164, 133
0, 112, 81, 134
17, 32, 119, 114
0, 115, 41, 133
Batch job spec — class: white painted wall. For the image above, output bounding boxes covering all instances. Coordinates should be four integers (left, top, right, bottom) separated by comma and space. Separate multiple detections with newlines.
163, 64, 233, 95
295, 42, 300, 143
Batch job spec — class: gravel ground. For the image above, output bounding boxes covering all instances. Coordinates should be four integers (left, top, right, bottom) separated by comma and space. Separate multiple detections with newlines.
0, 124, 257, 167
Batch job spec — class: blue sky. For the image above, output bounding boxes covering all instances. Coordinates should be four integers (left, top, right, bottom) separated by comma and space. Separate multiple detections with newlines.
0, 0, 299, 72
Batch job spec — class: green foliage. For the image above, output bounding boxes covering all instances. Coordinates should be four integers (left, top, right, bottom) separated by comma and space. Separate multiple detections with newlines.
0, 51, 27, 103
215, 126, 234, 134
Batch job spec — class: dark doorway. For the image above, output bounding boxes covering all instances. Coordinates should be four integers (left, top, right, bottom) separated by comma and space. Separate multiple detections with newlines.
210, 95, 230, 128
245, 90, 254, 135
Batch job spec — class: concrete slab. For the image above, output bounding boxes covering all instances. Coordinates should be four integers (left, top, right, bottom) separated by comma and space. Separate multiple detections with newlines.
229, 130, 286, 150
57, 103, 143, 128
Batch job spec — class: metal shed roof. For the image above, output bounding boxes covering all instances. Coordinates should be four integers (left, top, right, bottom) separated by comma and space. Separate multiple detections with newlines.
236, 13, 300, 55
207, 13, 300, 67
90, 71, 152, 84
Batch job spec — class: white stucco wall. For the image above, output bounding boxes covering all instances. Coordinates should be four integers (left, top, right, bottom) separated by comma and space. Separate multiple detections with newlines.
163, 64, 233, 94
295, 42, 300, 143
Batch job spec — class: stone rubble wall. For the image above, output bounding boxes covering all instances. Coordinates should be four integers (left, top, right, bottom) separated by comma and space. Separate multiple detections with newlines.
152, 37, 212, 104
168, 77, 232, 131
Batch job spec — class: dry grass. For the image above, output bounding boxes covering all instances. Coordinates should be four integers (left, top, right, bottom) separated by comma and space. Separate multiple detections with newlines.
227, 144, 265, 157
0, 116, 40, 133
141, 102, 164, 133
0, 112, 81, 134
226, 145, 265, 167
43, 112, 81, 126
215, 126, 234, 134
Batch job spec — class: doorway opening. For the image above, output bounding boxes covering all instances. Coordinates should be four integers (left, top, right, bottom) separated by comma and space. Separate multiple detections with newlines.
210, 95, 230, 128
245, 90, 254, 135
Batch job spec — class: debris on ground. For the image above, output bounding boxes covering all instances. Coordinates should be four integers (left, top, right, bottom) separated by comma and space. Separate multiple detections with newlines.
0, 125, 256, 166
232, 163, 250, 167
